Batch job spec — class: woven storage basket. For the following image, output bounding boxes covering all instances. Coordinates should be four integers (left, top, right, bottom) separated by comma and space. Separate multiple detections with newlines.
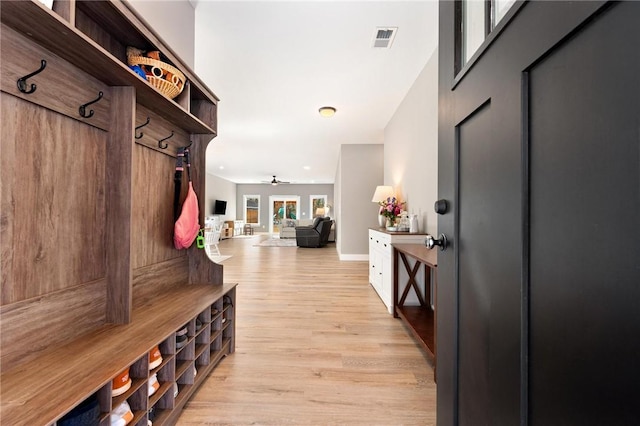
128, 55, 186, 99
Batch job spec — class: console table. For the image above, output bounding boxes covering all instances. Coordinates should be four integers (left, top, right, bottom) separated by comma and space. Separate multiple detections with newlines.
368, 229, 427, 314
392, 244, 437, 377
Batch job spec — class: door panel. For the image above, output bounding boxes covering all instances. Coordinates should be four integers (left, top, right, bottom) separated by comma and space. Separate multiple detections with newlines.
438, 1, 640, 424
458, 104, 493, 424
529, 5, 640, 422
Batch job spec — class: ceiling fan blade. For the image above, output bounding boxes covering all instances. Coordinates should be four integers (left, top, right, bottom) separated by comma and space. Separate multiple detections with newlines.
260, 175, 291, 184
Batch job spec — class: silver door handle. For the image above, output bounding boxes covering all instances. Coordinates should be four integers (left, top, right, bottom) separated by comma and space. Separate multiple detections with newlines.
425, 234, 448, 251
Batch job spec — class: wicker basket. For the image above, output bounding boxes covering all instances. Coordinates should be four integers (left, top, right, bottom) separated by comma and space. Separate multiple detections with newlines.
127, 55, 186, 99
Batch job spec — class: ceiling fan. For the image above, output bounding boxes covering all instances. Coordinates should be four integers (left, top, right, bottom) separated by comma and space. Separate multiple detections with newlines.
262, 175, 290, 186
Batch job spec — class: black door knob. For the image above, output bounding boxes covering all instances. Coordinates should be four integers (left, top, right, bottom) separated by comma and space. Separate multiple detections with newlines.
434, 199, 448, 215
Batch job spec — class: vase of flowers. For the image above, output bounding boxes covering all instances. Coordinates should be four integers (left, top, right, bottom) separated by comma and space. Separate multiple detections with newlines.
378, 196, 405, 230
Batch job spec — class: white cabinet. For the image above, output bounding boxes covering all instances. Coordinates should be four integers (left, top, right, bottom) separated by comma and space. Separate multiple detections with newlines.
368, 229, 426, 314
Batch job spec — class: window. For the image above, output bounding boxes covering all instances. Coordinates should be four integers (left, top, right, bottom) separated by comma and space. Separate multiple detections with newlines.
458, 0, 517, 71
494, 0, 516, 25
243, 195, 260, 225
463, 0, 486, 65
310, 195, 327, 218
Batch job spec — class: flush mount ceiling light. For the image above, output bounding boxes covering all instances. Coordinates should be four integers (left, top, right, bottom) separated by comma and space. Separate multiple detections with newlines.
318, 106, 336, 118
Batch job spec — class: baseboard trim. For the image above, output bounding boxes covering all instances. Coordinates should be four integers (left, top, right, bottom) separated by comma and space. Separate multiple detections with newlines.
338, 254, 369, 261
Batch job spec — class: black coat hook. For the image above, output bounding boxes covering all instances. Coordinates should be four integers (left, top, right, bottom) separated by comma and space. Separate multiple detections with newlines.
17, 59, 47, 94
135, 117, 150, 139
79, 91, 104, 118
158, 131, 174, 149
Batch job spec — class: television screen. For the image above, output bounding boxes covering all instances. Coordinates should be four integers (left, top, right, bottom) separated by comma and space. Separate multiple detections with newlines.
213, 200, 227, 215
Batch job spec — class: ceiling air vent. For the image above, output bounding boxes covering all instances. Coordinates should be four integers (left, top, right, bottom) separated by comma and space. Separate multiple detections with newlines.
372, 27, 397, 49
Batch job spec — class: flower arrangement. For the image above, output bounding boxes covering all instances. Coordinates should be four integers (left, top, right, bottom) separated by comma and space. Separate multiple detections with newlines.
378, 196, 405, 224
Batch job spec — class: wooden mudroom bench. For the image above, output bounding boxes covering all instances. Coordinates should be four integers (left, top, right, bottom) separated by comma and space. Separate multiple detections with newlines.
1, 283, 237, 425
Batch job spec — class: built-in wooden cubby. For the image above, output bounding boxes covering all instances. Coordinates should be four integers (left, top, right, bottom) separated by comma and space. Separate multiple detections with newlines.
0, 0, 233, 424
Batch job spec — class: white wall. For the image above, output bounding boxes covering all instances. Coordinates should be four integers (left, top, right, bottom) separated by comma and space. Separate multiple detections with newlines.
384, 48, 439, 236
335, 144, 384, 260
128, 0, 195, 68
205, 173, 237, 221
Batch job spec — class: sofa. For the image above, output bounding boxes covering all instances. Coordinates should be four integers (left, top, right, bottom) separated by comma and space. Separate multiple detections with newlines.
295, 217, 334, 248
279, 219, 313, 239
280, 218, 335, 241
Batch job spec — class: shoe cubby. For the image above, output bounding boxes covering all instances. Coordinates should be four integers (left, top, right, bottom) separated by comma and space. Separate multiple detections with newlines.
20, 285, 236, 426
149, 362, 172, 402
150, 338, 172, 374
223, 295, 235, 331
175, 363, 196, 407
127, 385, 149, 426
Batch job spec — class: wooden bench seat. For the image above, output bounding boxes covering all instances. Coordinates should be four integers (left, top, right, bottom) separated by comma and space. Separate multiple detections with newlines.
0, 283, 236, 425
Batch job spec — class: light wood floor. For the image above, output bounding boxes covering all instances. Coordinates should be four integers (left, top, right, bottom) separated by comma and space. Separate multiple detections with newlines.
177, 235, 437, 425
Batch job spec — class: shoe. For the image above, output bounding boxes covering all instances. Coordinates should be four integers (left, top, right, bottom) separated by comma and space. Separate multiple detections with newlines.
148, 373, 160, 396
195, 318, 202, 331
58, 394, 100, 426
112, 368, 131, 397
173, 382, 179, 397
211, 307, 219, 316
149, 345, 163, 370
110, 400, 134, 426
176, 334, 188, 349
193, 367, 197, 379
176, 324, 188, 337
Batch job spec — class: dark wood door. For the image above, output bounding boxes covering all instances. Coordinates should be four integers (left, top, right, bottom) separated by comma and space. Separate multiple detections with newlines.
437, 2, 640, 424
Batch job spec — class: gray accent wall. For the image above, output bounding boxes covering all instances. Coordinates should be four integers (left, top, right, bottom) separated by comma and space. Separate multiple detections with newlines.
236, 184, 334, 232
334, 144, 384, 260
385, 48, 439, 236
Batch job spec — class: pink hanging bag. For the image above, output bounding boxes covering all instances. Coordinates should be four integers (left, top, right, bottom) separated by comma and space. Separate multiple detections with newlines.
173, 147, 200, 249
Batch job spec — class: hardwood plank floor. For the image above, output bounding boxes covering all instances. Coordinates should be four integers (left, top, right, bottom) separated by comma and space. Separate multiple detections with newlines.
178, 235, 436, 425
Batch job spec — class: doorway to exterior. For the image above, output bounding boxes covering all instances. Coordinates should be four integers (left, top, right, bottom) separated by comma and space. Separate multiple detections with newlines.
269, 196, 300, 236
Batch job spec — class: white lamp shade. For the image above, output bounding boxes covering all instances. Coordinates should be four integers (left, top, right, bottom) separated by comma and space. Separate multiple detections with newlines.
371, 185, 394, 202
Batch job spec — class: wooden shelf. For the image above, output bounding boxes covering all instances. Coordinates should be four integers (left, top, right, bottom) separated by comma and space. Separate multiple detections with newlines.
113, 377, 146, 407
195, 343, 208, 359
75, 0, 218, 104
210, 328, 223, 342
149, 380, 173, 407
0, 0, 216, 135
396, 306, 435, 358
131, 410, 147, 426
211, 339, 232, 366
392, 244, 437, 377
175, 384, 193, 406
152, 408, 172, 426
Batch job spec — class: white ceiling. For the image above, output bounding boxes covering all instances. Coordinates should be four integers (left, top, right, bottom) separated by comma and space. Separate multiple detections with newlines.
194, 1, 438, 184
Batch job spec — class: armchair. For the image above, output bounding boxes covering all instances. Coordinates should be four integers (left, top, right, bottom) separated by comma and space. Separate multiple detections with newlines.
295, 217, 333, 248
